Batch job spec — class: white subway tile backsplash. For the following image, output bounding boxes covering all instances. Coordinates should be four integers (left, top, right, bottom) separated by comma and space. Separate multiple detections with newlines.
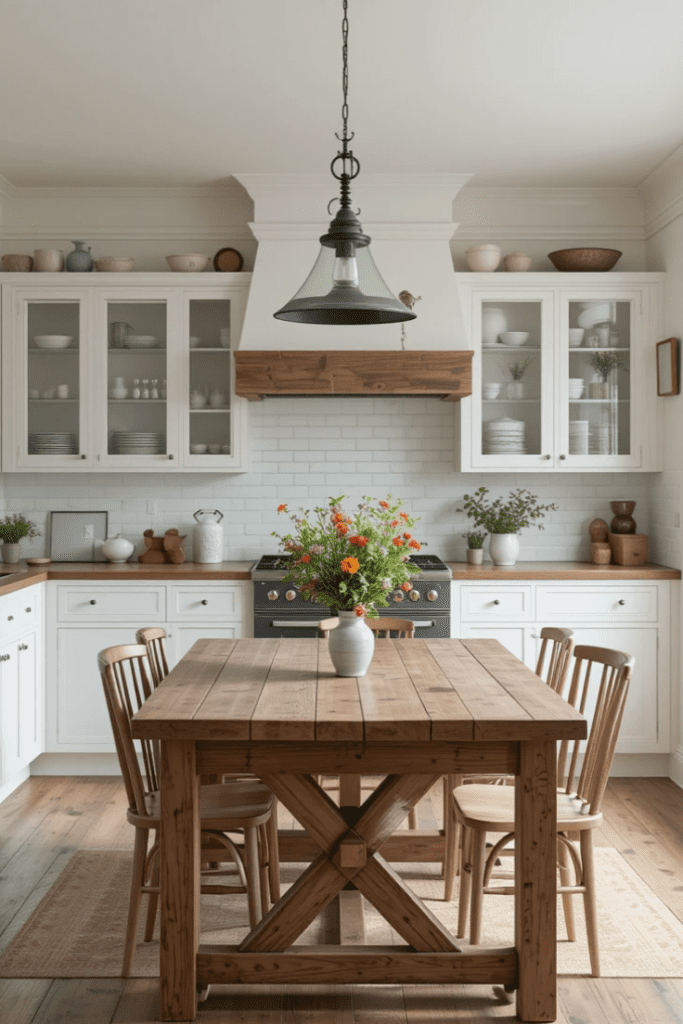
0, 397, 663, 563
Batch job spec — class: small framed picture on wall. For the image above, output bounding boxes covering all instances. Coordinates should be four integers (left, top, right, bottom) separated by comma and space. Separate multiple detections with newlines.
657, 337, 679, 396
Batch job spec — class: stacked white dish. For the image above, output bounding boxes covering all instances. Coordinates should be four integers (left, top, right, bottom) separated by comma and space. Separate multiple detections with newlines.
568, 378, 585, 400
577, 302, 616, 330
29, 432, 78, 454
110, 431, 166, 455
484, 416, 526, 454
124, 335, 158, 349
568, 420, 589, 455
591, 423, 610, 455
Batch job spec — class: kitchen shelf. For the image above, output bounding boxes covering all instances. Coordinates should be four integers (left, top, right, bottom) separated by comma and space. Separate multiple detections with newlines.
108, 398, 166, 403
483, 346, 540, 352
28, 398, 79, 403
569, 399, 629, 403
189, 407, 230, 413
569, 348, 629, 353
29, 348, 79, 353
190, 347, 227, 353
107, 347, 166, 353
482, 398, 540, 403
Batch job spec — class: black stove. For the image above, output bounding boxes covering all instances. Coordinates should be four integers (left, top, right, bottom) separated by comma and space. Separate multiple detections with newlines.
251, 553, 452, 639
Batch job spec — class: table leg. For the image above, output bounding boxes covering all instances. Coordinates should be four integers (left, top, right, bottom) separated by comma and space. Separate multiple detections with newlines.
160, 740, 200, 1022
515, 739, 557, 1023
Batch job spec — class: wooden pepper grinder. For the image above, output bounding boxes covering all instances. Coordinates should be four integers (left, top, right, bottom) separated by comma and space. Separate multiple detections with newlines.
589, 518, 611, 564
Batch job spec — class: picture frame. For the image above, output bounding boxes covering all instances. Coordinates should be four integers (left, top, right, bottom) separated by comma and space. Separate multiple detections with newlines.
656, 337, 679, 396
49, 511, 109, 562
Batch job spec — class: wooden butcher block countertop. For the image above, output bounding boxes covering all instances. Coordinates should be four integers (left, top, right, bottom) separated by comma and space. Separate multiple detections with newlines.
446, 560, 681, 580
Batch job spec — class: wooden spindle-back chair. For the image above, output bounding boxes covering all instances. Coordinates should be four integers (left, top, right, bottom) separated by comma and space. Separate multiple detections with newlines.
453, 644, 633, 976
99, 644, 276, 975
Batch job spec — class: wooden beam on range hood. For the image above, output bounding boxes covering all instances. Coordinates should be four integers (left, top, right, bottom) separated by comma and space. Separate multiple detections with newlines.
234, 350, 473, 402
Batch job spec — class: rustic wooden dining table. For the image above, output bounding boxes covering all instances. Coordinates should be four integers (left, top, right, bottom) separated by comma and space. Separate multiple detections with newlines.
131, 636, 586, 1023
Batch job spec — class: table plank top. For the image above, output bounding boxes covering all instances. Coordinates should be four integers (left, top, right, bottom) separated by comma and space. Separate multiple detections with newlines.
131, 637, 587, 744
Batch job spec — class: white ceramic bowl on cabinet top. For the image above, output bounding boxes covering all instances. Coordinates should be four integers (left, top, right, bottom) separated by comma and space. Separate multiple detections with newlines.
466, 244, 501, 272
166, 254, 210, 272
95, 257, 133, 272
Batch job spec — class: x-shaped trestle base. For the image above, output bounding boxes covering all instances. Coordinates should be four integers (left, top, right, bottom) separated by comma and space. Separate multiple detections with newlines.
239, 772, 462, 954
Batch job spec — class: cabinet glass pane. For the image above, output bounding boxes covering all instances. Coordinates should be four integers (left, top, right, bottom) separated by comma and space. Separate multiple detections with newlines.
27, 302, 81, 457
106, 302, 168, 456
188, 299, 232, 457
481, 302, 542, 457
567, 300, 631, 456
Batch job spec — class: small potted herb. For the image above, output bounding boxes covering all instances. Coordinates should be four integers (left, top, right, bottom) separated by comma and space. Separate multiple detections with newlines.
0, 513, 41, 565
460, 487, 557, 566
463, 530, 487, 566
589, 351, 623, 399
503, 355, 534, 399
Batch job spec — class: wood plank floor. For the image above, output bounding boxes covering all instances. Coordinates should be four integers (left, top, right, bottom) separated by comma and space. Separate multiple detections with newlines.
1, 775, 683, 1023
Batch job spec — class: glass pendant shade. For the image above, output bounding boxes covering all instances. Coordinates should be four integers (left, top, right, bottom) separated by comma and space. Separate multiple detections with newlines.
274, 244, 417, 325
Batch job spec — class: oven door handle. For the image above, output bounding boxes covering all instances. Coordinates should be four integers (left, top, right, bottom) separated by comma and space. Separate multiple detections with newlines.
271, 620, 327, 629
407, 621, 435, 629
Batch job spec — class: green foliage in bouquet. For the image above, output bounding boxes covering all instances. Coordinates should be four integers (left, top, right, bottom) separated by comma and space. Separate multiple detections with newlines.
461, 487, 557, 535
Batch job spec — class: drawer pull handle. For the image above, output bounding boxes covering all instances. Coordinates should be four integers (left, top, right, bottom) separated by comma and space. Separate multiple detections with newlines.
90, 600, 97, 605
618, 599, 626, 606
201, 600, 209, 606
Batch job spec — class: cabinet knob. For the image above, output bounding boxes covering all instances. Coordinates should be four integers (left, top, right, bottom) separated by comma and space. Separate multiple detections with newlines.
543, 454, 551, 460
559, 454, 566, 461
80, 454, 86, 460
90, 599, 97, 605
18, 643, 28, 651
7, 615, 13, 621
618, 599, 626, 605
201, 599, 209, 605
25, 607, 31, 613
493, 599, 500, 605
168, 454, 174, 460
0, 653, 10, 662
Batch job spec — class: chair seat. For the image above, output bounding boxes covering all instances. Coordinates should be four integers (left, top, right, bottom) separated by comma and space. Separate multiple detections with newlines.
130, 782, 274, 830
453, 784, 602, 832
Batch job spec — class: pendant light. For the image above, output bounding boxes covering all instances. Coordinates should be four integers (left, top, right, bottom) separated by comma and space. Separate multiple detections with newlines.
274, 0, 417, 326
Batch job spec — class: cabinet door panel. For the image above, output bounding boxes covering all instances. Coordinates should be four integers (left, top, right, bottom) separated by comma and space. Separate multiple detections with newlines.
53, 627, 135, 750
169, 585, 242, 622
18, 631, 41, 765
0, 643, 21, 781
459, 625, 534, 669
169, 626, 241, 664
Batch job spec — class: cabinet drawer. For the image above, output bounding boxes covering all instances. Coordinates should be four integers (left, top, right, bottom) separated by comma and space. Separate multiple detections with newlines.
0, 588, 39, 635
57, 585, 166, 623
460, 585, 533, 621
169, 585, 242, 622
536, 585, 658, 622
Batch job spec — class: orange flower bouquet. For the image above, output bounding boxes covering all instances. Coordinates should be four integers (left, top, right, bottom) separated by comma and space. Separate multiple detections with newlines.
273, 495, 422, 618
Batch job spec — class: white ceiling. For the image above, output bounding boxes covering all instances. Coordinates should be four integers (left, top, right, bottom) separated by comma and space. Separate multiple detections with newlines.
2, 0, 682, 190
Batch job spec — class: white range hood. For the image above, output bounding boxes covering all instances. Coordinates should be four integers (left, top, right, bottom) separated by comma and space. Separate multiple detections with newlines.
234, 173, 472, 353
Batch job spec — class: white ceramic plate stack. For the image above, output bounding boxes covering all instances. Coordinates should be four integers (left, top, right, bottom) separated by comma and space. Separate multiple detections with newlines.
483, 416, 526, 455
110, 431, 166, 455
568, 378, 585, 400
591, 423, 610, 455
28, 432, 78, 455
577, 302, 616, 330
568, 420, 589, 455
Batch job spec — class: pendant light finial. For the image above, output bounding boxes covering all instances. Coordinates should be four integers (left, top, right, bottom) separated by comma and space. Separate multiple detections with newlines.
274, 0, 417, 326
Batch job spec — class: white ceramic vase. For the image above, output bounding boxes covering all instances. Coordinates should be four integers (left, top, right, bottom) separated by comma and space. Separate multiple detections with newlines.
507, 381, 524, 399
327, 611, 375, 677
481, 307, 507, 346
488, 533, 520, 566
1, 542, 21, 564
101, 534, 135, 564
466, 548, 484, 565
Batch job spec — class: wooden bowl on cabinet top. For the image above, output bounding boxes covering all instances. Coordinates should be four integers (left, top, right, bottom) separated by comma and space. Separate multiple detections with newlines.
548, 248, 622, 272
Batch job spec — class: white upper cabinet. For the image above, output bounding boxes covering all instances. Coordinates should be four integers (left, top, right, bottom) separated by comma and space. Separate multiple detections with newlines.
456, 272, 664, 472
1, 273, 250, 473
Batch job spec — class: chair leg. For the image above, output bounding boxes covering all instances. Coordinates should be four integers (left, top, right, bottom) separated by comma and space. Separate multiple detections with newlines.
457, 826, 473, 939
469, 828, 487, 945
144, 832, 160, 942
244, 825, 261, 930
557, 835, 576, 943
123, 828, 148, 976
580, 830, 601, 977
265, 800, 281, 903
257, 824, 270, 918
408, 805, 418, 830
443, 785, 459, 901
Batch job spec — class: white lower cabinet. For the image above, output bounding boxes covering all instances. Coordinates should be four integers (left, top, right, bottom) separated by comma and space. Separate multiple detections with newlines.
453, 578, 671, 754
0, 584, 45, 799
46, 579, 248, 753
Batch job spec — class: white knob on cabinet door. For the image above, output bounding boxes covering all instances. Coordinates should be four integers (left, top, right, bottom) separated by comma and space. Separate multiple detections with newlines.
268, 590, 279, 601
285, 590, 297, 601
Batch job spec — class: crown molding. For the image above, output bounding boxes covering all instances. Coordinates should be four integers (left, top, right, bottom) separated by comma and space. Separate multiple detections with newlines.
237, 172, 473, 192
248, 222, 458, 242
461, 185, 641, 205
454, 224, 645, 241
0, 226, 254, 242
0, 183, 242, 199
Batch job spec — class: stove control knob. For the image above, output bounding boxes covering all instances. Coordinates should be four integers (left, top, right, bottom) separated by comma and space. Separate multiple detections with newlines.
427, 589, 439, 602
392, 591, 404, 602
285, 590, 297, 601
267, 590, 279, 601
409, 589, 420, 602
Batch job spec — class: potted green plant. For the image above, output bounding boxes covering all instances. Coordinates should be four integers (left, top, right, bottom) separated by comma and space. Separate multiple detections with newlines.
504, 354, 534, 399
0, 513, 41, 565
463, 530, 487, 566
589, 351, 623, 399
460, 487, 557, 566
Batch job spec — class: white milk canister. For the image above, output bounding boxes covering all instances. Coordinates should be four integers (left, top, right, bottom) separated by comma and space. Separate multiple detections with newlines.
193, 509, 224, 563
481, 307, 508, 346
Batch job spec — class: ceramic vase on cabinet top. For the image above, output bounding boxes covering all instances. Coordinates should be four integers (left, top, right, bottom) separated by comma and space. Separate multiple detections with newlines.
488, 533, 520, 567
610, 500, 636, 534
33, 249, 64, 272
481, 307, 507, 346
193, 510, 224, 564
101, 534, 135, 564
65, 241, 93, 272
327, 611, 375, 677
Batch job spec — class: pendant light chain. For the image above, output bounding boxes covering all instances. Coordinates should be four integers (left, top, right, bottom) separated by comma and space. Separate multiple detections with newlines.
331, 0, 359, 210
341, 0, 350, 146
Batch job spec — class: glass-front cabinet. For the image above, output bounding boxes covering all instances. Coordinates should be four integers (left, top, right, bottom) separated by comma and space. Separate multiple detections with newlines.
457, 273, 663, 472
1, 275, 249, 473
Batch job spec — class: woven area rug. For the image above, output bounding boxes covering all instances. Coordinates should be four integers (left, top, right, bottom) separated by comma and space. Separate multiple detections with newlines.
1, 847, 683, 978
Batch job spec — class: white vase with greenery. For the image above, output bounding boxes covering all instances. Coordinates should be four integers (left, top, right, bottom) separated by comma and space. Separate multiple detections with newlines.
460, 488, 557, 567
